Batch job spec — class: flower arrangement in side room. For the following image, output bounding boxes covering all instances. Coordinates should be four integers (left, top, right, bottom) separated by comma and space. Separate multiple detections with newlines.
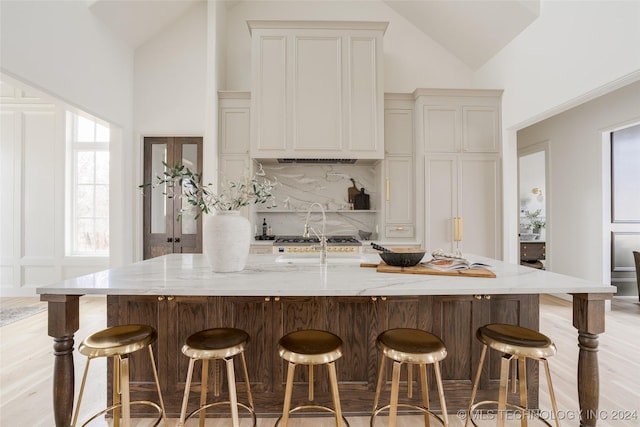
524, 209, 546, 233
140, 162, 276, 218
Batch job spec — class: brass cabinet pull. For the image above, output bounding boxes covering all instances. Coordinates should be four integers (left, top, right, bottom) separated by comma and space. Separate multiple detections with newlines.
371, 296, 377, 302
385, 178, 390, 201
380, 296, 387, 301
265, 297, 270, 302
474, 295, 482, 300
167, 296, 174, 301
274, 296, 280, 302
395, 226, 404, 231
157, 296, 165, 301
484, 295, 491, 300
454, 217, 463, 242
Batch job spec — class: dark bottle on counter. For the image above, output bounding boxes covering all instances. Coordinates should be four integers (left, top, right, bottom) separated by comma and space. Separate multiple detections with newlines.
262, 218, 267, 236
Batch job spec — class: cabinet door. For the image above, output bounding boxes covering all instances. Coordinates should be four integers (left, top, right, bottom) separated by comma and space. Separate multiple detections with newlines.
462, 105, 500, 153
107, 295, 164, 415
164, 297, 217, 402
425, 155, 458, 253
292, 34, 342, 153
419, 104, 461, 153
458, 155, 501, 258
219, 99, 250, 155
384, 108, 413, 156
325, 296, 379, 392
218, 296, 274, 393
273, 296, 321, 391
251, 34, 288, 153
385, 157, 414, 228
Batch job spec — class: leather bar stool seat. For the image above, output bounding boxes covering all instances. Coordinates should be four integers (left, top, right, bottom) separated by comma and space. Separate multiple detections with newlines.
72, 324, 167, 427
371, 328, 449, 427
466, 323, 560, 427
178, 328, 256, 427
275, 329, 349, 427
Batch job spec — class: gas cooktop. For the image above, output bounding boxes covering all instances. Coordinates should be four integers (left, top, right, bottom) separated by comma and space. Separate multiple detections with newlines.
274, 236, 361, 245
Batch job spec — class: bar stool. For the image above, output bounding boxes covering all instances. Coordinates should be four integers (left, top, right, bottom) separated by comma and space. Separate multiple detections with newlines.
466, 324, 560, 427
72, 324, 166, 427
275, 329, 349, 427
178, 328, 256, 427
371, 328, 449, 427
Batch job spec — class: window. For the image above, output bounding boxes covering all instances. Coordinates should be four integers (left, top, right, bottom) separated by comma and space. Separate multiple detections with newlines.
67, 111, 110, 255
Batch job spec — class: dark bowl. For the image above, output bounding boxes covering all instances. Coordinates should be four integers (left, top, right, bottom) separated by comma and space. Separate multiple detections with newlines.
379, 249, 426, 267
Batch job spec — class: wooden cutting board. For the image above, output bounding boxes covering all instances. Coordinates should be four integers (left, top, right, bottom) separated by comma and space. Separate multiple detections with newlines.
361, 262, 496, 278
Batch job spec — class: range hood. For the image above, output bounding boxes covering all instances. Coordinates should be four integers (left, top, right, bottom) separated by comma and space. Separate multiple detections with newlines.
277, 158, 357, 164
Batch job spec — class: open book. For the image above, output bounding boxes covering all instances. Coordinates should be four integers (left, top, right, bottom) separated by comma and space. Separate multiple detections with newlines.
423, 258, 492, 271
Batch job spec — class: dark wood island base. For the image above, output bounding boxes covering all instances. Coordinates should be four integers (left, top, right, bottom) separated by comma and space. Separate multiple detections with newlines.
105, 294, 540, 417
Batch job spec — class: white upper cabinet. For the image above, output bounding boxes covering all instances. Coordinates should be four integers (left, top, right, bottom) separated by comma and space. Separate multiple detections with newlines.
248, 21, 387, 160
219, 92, 251, 155
416, 89, 502, 153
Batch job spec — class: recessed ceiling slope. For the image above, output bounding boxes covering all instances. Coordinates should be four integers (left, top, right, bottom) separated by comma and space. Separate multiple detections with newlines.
88, 0, 202, 48
383, 0, 539, 69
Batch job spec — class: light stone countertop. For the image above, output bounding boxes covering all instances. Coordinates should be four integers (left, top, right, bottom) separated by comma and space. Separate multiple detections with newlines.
36, 253, 616, 297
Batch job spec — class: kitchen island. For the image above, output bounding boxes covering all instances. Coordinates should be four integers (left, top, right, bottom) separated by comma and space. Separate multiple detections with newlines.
38, 253, 614, 427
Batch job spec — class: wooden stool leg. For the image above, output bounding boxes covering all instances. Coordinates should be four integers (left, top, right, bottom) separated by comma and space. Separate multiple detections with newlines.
119, 355, 131, 427
466, 344, 487, 427
71, 358, 91, 427
147, 346, 167, 426
178, 358, 196, 427
419, 363, 430, 427
327, 361, 343, 427
225, 357, 240, 427
199, 358, 209, 427
240, 351, 255, 410
281, 361, 296, 427
372, 354, 386, 413
497, 354, 511, 427
433, 361, 449, 427
542, 359, 561, 427
389, 361, 402, 427
518, 357, 528, 427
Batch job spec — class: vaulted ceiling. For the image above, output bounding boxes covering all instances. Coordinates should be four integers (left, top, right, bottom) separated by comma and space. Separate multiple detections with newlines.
89, 0, 539, 70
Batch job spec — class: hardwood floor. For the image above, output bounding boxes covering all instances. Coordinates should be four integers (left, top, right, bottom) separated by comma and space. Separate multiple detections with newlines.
1, 295, 639, 426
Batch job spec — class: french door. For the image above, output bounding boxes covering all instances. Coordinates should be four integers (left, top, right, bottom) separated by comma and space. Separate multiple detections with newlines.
142, 137, 203, 259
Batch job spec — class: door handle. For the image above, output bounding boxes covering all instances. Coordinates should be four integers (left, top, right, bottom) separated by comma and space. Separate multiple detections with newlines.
167, 237, 173, 243
174, 238, 181, 243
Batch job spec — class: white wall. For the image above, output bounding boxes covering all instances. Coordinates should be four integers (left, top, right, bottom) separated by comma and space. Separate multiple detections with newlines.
134, 2, 207, 134
517, 80, 640, 284
0, 0, 133, 128
472, 0, 640, 265
224, 0, 474, 91
1, 1, 134, 294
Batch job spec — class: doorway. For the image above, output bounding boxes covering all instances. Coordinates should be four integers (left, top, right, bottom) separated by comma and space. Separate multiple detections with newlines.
142, 137, 203, 259
518, 144, 548, 269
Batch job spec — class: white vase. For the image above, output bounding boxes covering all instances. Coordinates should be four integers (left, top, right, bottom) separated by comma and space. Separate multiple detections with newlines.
203, 210, 251, 272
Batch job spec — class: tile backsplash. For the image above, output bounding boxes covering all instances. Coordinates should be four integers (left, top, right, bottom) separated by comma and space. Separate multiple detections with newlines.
254, 163, 380, 238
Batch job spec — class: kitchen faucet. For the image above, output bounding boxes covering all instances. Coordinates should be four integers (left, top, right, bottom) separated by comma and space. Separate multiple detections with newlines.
303, 202, 327, 265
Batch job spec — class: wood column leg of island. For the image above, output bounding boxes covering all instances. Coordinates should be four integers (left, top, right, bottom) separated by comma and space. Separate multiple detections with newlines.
571, 293, 611, 427
41, 294, 80, 427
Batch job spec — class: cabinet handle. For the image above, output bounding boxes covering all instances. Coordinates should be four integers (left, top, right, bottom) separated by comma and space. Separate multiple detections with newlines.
453, 217, 463, 242
395, 226, 404, 231
371, 296, 377, 302
167, 296, 174, 301
484, 295, 491, 300
380, 296, 387, 301
474, 295, 482, 300
157, 296, 165, 301
385, 178, 390, 202
274, 296, 280, 302
265, 297, 270, 302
